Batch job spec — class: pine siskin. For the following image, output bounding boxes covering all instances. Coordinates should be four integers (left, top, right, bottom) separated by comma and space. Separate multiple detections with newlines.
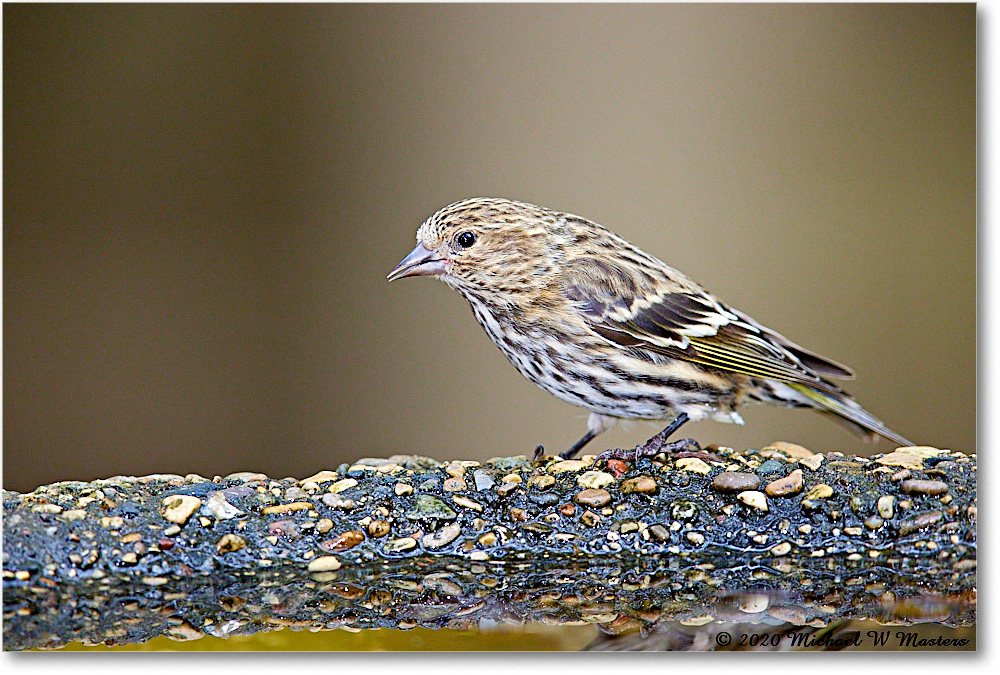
388, 198, 912, 458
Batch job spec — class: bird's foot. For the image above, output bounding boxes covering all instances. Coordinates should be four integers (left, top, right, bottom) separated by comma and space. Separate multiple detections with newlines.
591, 413, 698, 467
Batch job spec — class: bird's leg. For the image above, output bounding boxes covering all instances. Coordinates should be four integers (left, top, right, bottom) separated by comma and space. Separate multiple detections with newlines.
559, 430, 598, 460
558, 413, 617, 460
635, 413, 697, 457
531, 444, 546, 462
592, 413, 700, 466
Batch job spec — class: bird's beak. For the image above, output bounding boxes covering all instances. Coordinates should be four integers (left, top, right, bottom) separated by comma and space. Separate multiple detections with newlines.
387, 243, 446, 281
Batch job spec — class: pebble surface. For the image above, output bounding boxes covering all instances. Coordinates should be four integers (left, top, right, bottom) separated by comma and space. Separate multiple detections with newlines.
3, 444, 976, 650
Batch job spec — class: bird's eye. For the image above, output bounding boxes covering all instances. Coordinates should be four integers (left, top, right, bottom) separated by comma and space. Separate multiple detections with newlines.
455, 231, 477, 249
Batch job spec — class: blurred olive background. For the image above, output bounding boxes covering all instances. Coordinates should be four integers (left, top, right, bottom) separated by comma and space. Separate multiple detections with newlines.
4, 3, 975, 493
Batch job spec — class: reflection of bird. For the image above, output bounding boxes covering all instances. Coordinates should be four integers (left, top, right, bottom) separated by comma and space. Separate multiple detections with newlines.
388, 198, 911, 458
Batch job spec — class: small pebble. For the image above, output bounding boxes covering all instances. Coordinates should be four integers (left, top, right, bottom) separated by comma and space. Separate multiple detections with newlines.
865, 515, 885, 530
766, 441, 814, 459
202, 492, 242, 520
765, 469, 804, 497
262, 501, 311, 515
284, 486, 309, 501
606, 459, 629, 478
901, 446, 948, 458
577, 470, 614, 489
899, 510, 943, 535
798, 454, 824, 471
347, 464, 377, 475
529, 492, 559, 507
316, 518, 334, 533
225, 471, 268, 482
803, 484, 834, 500
621, 476, 658, 494
711, 472, 760, 493
383, 537, 418, 553
268, 519, 300, 539
321, 493, 356, 510
496, 482, 520, 497
527, 475, 555, 489
877, 495, 896, 519
161, 495, 201, 525
686, 531, 705, 545
443, 477, 467, 492
548, 459, 590, 474
445, 462, 466, 479
738, 490, 769, 512
675, 457, 711, 475
756, 459, 785, 474
395, 483, 413, 496
901, 479, 949, 496
575, 488, 611, 508
328, 479, 359, 494
478, 532, 498, 547
473, 470, 496, 491
422, 522, 461, 549
406, 495, 456, 521
771, 542, 792, 556
649, 523, 670, 541
321, 530, 364, 552
367, 520, 391, 537
299, 470, 340, 485
307, 555, 342, 572
452, 495, 484, 512
580, 510, 601, 527
875, 451, 924, 470
32, 503, 62, 514
215, 533, 246, 554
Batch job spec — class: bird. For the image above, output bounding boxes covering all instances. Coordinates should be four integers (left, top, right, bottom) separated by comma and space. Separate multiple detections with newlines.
387, 197, 912, 459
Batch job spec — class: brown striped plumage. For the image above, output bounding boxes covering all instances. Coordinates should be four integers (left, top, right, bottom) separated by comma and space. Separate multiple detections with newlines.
388, 198, 912, 457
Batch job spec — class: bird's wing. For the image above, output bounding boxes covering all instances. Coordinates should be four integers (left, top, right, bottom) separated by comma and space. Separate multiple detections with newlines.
561, 258, 851, 387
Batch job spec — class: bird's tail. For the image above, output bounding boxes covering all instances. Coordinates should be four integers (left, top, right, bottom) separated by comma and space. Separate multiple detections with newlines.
785, 382, 912, 447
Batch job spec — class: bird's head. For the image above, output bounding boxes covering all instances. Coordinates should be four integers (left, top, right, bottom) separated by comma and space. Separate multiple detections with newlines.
387, 198, 563, 298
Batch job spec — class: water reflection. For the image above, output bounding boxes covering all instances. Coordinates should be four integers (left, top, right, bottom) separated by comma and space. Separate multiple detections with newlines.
10, 555, 974, 651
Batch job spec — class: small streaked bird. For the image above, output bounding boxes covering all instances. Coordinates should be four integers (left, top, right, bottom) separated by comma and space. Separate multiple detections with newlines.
388, 198, 912, 459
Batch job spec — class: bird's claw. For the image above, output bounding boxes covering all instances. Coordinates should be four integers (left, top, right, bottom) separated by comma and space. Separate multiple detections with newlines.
590, 438, 701, 468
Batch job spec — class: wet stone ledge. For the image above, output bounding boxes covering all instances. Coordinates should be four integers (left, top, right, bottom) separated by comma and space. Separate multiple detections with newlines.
2, 443, 976, 650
